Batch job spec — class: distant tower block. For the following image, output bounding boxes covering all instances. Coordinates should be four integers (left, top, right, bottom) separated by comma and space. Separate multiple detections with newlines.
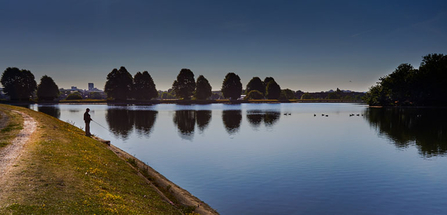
88, 83, 94, 91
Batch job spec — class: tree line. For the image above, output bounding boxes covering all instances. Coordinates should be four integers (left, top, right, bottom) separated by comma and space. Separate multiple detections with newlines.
104, 66, 287, 101
2, 64, 383, 102
364, 53, 447, 106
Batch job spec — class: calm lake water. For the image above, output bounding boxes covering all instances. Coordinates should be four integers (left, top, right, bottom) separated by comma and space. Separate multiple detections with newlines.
29, 103, 447, 215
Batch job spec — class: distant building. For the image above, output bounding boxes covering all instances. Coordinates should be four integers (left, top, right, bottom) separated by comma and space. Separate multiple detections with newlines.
71, 86, 78, 90
88, 83, 94, 91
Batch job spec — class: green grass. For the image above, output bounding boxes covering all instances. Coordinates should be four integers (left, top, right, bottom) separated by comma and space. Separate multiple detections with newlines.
0, 104, 180, 214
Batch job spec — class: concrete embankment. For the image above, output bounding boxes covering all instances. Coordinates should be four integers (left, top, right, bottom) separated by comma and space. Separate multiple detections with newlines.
94, 137, 219, 215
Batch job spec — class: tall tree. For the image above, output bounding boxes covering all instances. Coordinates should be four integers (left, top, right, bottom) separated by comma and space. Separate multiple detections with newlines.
37, 75, 60, 101
194, 75, 212, 100
264, 77, 274, 86
104, 66, 133, 100
172, 68, 196, 100
380, 63, 416, 104
133, 71, 158, 100
418, 53, 447, 105
246, 77, 265, 96
265, 79, 281, 99
221, 72, 242, 100
1, 67, 37, 101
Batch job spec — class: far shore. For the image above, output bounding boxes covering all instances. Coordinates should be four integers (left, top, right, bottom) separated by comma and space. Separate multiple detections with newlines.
1, 99, 366, 105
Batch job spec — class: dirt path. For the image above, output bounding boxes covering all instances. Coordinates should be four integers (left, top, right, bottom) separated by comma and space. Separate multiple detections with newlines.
0, 111, 37, 190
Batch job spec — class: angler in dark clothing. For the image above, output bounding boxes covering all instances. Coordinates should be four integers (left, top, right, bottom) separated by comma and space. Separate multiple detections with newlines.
84, 108, 92, 136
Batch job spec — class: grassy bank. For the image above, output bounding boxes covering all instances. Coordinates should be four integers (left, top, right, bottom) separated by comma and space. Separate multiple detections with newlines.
0, 104, 182, 214
0, 106, 23, 149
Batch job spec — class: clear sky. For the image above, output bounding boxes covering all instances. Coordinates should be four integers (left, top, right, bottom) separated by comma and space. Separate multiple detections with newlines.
1, 0, 446, 92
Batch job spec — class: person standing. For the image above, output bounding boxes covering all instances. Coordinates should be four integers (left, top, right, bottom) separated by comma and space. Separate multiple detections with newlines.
84, 108, 92, 136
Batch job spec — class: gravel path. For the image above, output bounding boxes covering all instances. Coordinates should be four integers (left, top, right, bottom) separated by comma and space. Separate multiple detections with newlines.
0, 111, 37, 182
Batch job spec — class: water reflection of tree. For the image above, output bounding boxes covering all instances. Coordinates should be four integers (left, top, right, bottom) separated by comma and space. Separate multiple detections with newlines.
365, 108, 447, 157
222, 110, 242, 134
134, 110, 157, 136
106, 108, 134, 140
38, 105, 61, 119
106, 109, 158, 139
172, 110, 212, 139
246, 110, 280, 128
264, 111, 280, 127
246, 110, 263, 128
173, 110, 196, 139
196, 110, 212, 132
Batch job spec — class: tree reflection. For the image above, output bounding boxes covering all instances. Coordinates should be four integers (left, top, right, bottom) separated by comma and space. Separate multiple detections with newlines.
133, 110, 158, 136
106, 108, 134, 140
264, 111, 280, 127
172, 110, 212, 139
364, 108, 447, 157
246, 110, 280, 128
37, 105, 61, 119
246, 110, 263, 128
196, 110, 212, 132
222, 110, 242, 134
106, 108, 158, 139
173, 110, 196, 139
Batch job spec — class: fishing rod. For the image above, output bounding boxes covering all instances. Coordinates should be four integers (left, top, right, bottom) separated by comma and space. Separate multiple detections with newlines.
91, 119, 115, 136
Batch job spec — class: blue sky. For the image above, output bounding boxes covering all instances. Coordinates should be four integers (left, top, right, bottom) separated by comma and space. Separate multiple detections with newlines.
1, 0, 446, 92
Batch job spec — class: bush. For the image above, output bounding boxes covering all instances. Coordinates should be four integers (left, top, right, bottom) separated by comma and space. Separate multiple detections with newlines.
245, 90, 264, 100
66, 92, 82, 100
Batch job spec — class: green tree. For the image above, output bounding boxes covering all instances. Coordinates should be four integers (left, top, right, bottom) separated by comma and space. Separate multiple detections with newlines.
265, 80, 281, 99
279, 89, 296, 100
66, 92, 82, 100
301, 93, 312, 99
417, 53, 447, 105
89, 92, 103, 99
364, 84, 391, 106
37, 75, 59, 101
172, 68, 196, 100
365, 53, 447, 106
246, 77, 265, 96
133, 71, 158, 100
380, 64, 416, 105
161, 91, 176, 99
221, 72, 242, 100
326, 92, 339, 99
1, 67, 37, 101
264, 77, 274, 86
194, 75, 212, 100
104, 66, 133, 100
245, 90, 264, 100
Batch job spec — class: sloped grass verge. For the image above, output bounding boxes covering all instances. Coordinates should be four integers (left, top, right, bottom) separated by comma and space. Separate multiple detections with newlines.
0, 104, 180, 214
